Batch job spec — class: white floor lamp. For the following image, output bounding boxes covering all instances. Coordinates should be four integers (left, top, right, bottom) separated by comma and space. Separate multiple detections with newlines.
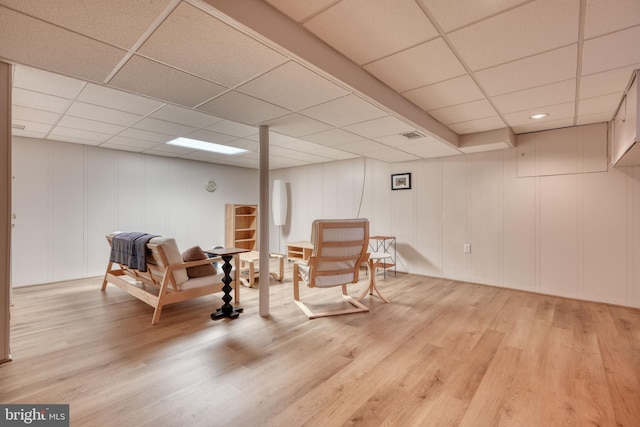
272, 179, 287, 254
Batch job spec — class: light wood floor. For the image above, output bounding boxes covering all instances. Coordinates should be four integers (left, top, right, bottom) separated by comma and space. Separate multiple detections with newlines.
1, 264, 639, 426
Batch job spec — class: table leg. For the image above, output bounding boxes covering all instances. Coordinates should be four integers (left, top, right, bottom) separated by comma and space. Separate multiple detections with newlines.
269, 255, 284, 281
358, 259, 390, 303
211, 254, 243, 320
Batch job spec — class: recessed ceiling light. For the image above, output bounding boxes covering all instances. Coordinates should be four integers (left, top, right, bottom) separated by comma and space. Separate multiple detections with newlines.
529, 113, 549, 120
167, 137, 248, 155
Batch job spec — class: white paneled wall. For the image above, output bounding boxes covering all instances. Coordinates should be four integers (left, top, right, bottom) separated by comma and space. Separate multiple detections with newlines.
11, 136, 258, 287
11, 131, 640, 309
273, 140, 640, 309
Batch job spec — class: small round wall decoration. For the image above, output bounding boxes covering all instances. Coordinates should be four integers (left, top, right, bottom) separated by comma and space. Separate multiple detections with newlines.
204, 180, 217, 192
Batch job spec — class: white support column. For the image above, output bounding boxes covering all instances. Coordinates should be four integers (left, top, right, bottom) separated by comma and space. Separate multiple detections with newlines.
0, 61, 12, 363
259, 125, 270, 317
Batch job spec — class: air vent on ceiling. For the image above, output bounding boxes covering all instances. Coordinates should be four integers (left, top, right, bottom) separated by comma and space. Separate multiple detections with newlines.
400, 131, 425, 140
12, 124, 25, 130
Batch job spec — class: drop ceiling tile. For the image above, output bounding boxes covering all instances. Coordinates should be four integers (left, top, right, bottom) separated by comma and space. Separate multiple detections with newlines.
493, 80, 576, 114
181, 129, 237, 145
304, 0, 438, 65
132, 118, 196, 137
512, 117, 574, 134
205, 120, 257, 138
403, 75, 484, 111
401, 142, 460, 158
99, 143, 145, 153
578, 93, 623, 116
580, 65, 640, 99
279, 150, 333, 163
0, 0, 174, 49
429, 99, 497, 125
250, 132, 301, 146
339, 139, 389, 154
12, 106, 61, 125
11, 119, 52, 134
138, 2, 287, 87
343, 116, 416, 139
119, 128, 173, 143
66, 102, 143, 127
503, 102, 575, 127
324, 150, 360, 160
299, 95, 387, 127
58, 116, 125, 135
144, 144, 196, 155
418, 0, 531, 32
364, 38, 467, 92
0, 6, 127, 82
269, 145, 297, 157
448, 116, 507, 134
265, 0, 337, 22
576, 112, 614, 125
47, 135, 103, 146
77, 83, 163, 115
110, 56, 227, 108
475, 45, 578, 96
582, 26, 640, 75
12, 129, 47, 139
13, 65, 85, 99
303, 129, 364, 146
584, 0, 640, 39
448, 0, 579, 70
364, 148, 420, 162
237, 61, 349, 111
103, 135, 159, 150
261, 113, 333, 137
198, 91, 289, 125
274, 139, 324, 153
12, 88, 71, 113
343, 116, 416, 138
150, 105, 221, 128
224, 138, 258, 151
304, 144, 359, 160
49, 126, 111, 143
374, 133, 437, 148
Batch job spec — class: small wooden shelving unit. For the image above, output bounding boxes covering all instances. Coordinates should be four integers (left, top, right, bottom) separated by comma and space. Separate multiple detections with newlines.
286, 241, 313, 261
225, 204, 258, 251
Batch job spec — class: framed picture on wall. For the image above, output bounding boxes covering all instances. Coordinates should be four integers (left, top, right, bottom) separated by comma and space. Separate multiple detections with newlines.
391, 173, 411, 190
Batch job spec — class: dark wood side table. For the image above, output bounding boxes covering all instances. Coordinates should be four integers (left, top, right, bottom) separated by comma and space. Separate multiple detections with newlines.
205, 247, 248, 320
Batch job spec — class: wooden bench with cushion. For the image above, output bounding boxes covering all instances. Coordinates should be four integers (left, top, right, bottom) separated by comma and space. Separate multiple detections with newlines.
102, 232, 239, 325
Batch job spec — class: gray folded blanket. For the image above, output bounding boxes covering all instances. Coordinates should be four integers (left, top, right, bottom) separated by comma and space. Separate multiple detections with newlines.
110, 232, 157, 272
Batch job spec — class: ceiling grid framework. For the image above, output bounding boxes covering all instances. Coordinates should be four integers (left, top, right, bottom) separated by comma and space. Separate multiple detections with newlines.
0, 0, 639, 169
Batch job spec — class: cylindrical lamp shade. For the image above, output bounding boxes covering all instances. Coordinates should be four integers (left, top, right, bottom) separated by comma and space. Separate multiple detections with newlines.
272, 179, 287, 226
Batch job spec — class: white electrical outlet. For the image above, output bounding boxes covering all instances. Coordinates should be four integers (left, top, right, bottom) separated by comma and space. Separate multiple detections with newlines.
463, 243, 471, 253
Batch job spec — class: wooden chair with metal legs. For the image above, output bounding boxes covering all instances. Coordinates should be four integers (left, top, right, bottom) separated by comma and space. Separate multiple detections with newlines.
292, 218, 370, 319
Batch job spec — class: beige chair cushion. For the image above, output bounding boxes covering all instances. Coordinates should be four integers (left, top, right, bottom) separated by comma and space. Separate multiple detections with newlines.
182, 246, 216, 278
148, 236, 189, 285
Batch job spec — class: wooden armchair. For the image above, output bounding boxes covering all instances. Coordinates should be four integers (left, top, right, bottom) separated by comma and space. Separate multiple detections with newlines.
293, 219, 370, 319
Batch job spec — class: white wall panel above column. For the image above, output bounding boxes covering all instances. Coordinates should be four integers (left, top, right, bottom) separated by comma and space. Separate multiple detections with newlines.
539, 174, 579, 298
517, 123, 608, 177
501, 149, 536, 291
468, 151, 502, 285
441, 155, 469, 281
